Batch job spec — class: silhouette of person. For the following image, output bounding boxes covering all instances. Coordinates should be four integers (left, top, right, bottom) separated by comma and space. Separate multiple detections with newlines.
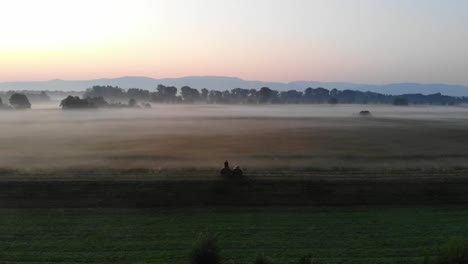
220, 160, 232, 177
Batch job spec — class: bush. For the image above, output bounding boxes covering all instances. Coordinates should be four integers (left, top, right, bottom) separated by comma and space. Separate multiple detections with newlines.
435, 239, 468, 264
189, 237, 221, 264
9, 93, 31, 109
254, 253, 271, 264
60, 96, 93, 109
298, 255, 312, 264
128, 98, 137, 107
359, 110, 372, 117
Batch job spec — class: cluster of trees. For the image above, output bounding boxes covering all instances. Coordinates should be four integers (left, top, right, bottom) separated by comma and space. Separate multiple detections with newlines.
83, 85, 126, 99
82, 85, 468, 106
0, 91, 49, 103
0, 93, 32, 109
60, 96, 150, 109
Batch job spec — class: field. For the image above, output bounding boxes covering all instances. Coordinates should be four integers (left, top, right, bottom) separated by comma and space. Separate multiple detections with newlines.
2, 104, 468, 263
1, 207, 468, 264
2, 104, 468, 170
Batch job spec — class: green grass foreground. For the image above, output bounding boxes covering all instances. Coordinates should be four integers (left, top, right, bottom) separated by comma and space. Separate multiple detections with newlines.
1, 207, 468, 264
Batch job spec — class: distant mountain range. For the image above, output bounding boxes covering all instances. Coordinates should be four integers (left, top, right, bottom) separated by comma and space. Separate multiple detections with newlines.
1, 76, 468, 96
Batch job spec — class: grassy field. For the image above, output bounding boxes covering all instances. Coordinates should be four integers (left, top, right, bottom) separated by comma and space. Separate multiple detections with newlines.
2, 105, 468, 170
1, 105, 468, 263
0, 207, 467, 264
1, 175, 468, 207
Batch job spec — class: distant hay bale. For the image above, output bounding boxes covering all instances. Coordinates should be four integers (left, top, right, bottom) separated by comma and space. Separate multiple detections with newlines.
359, 110, 372, 117
232, 166, 244, 178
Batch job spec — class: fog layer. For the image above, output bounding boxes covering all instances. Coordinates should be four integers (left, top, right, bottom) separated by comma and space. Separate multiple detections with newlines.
1, 104, 468, 170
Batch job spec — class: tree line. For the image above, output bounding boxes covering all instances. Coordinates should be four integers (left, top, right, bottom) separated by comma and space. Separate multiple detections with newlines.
2, 85, 467, 110
83, 85, 468, 106
60, 96, 151, 109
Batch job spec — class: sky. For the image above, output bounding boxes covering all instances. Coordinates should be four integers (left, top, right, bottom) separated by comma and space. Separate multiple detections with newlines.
0, 0, 467, 84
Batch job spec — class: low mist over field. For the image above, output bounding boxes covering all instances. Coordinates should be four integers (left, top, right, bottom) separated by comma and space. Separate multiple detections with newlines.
2, 104, 468, 170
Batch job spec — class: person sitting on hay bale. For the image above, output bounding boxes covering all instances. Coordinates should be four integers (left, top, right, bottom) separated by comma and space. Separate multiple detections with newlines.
220, 161, 244, 178
220, 160, 232, 177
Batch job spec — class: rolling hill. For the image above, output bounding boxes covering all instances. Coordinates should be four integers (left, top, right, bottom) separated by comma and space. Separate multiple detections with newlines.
1, 76, 468, 96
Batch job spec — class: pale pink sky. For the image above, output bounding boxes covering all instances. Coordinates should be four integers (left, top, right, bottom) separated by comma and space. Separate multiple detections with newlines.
1, 0, 467, 84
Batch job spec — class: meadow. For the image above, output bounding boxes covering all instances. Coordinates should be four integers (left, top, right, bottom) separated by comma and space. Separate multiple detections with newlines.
2, 104, 468, 171
2, 104, 468, 263
1, 207, 468, 264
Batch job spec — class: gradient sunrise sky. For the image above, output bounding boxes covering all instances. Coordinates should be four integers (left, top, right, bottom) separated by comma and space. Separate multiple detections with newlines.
0, 0, 467, 84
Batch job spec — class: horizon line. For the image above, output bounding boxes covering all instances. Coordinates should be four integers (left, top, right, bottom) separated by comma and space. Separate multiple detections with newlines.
1, 75, 468, 88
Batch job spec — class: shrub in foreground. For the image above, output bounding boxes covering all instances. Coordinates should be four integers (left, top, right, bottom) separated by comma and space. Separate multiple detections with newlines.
189, 237, 221, 264
254, 253, 272, 264
434, 239, 468, 264
298, 254, 312, 264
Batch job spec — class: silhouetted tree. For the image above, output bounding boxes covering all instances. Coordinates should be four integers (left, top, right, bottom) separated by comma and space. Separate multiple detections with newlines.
208, 90, 223, 104
248, 89, 258, 104
330, 88, 340, 97
328, 97, 338, 104
13, 91, 51, 103
304, 87, 329, 103
84, 85, 126, 99
315, 87, 330, 103
127, 88, 150, 101
9, 93, 31, 109
128, 98, 137, 107
0, 96, 11, 109
280, 90, 303, 104
340, 90, 359, 104
152, 84, 178, 103
201, 88, 209, 102
60, 96, 93, 109
222, 90, 232, 103
393, 97, 409, 106
231, 88, 250, 104
304, 87, 330, 102
60, 96, 111, 109
86, 96, 108, 107
258, 87, 276, 104
181, 86, 201, 103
